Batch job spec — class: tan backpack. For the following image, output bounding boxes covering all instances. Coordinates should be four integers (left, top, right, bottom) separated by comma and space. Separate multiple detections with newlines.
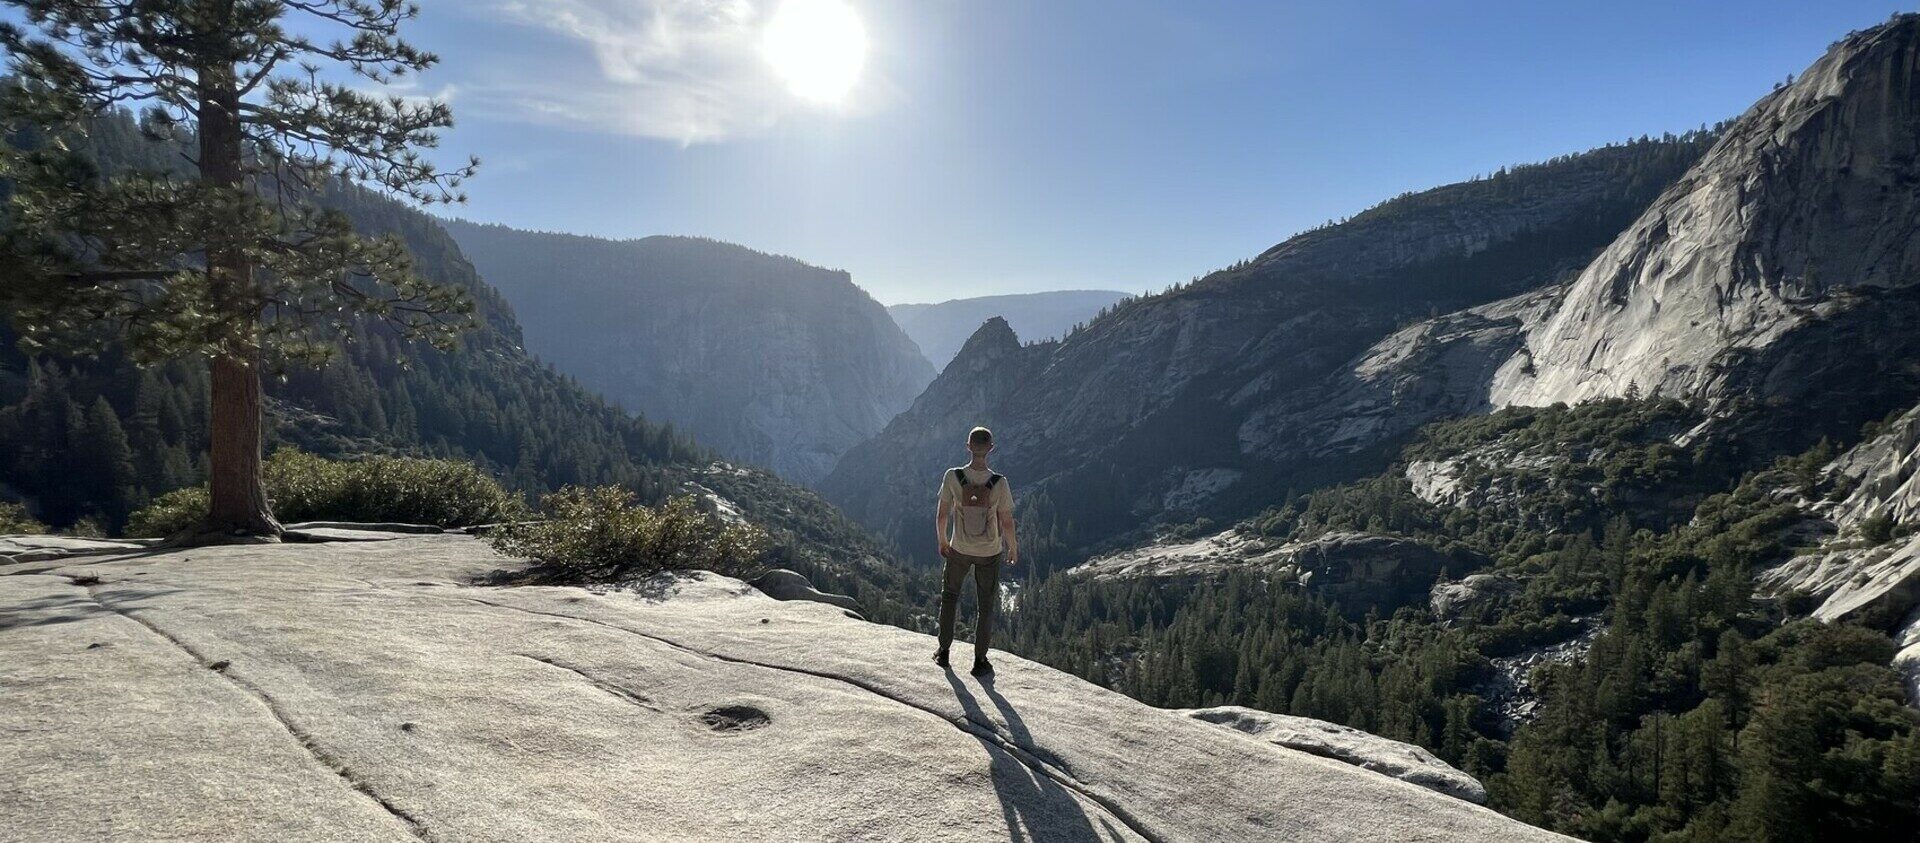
951, 467, 1004, 541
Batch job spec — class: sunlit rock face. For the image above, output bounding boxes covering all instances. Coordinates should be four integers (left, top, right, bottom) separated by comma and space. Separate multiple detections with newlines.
0, 535, 1566, 841
1180, 705, 1489, 805
1069, 528, 1473, 618
1491, 19, 1920, 419
1822, 405, 1920, 535
1762, 401, 1920, 624
1759, 397, 1920, 706
1239, 285, 1563, 464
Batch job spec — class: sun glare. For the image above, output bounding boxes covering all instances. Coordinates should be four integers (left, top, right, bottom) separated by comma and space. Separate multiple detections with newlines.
761, 0, 868, 104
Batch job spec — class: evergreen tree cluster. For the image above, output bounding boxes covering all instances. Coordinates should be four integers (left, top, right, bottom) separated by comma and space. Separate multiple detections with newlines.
0, 108, 915, 626
988, 400, 1920, 841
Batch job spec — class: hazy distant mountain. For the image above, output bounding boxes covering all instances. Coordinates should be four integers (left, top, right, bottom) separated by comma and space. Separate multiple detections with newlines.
441, 222, 935, 484
887, 290, 1129, 369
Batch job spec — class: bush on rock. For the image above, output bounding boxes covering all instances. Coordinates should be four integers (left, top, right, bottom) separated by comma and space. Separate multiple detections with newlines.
0, 501, 48, 534
126, 450, 522, 538
487, 486, 769, 581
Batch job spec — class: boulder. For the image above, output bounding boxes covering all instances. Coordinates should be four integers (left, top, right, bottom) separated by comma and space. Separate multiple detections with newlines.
0, 535, 1566, 841
1431, 574, 1523, 623
747, 568, 861, 614
1181, 706, 1488, 804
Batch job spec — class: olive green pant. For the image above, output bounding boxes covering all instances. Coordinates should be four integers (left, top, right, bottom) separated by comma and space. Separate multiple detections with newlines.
937, 551, 1002, 661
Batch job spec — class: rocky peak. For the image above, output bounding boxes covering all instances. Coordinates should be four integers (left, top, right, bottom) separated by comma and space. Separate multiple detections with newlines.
951, 315, 1022, 367
888, 291, 1129, 370
818, 317, 1048, 530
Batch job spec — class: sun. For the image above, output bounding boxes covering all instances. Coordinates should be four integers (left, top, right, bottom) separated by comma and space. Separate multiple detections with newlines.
761, 0, 868, 104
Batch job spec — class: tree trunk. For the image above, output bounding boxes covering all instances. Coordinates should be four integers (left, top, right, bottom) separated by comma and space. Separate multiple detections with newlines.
207, 351, 280, 535
195, 53, 282, 539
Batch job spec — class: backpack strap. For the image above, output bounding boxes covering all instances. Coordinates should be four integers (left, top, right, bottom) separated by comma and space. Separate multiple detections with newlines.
986, 473, 1002, 488
951, 467, 967, 487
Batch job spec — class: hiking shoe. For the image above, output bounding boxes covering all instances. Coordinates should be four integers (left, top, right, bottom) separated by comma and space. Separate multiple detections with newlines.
970, 658, 993, 676
933, 649, 950, 668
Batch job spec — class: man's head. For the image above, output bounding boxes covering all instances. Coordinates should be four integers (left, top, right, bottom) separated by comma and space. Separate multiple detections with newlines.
967, 426, 994, 457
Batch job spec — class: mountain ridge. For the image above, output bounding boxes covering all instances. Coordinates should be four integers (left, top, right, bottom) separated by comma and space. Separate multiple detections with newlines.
885, 290, 1131, 369
824, 131, 1720, 561
442, 219, 936, 485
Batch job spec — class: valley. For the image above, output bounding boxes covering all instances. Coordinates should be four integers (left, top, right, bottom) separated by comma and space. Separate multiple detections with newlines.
5, 4, 1920, 841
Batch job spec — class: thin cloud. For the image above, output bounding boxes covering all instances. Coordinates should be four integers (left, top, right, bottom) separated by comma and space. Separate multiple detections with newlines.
464, 0, 802, 143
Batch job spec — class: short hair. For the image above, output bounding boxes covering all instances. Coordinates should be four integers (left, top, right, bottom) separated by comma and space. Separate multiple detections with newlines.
968, 426, 993, 446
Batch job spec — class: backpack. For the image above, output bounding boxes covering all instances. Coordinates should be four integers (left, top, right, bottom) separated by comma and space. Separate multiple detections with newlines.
951, 467, 1003, 541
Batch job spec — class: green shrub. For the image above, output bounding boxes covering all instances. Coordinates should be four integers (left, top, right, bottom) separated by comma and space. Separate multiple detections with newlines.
124, 450, 521, 538
0, 501, 48, 534
487, 486, 769, 581
126, 487, 209, 538
64, 517, 108, 538
1860, 513, 1898, 545
262, 450, 521, 527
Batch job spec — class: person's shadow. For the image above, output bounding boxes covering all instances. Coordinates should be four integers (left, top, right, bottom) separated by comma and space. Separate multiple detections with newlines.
943, 670, 1126, 841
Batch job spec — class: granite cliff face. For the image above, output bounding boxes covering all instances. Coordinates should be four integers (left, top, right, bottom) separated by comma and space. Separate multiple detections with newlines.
0, 535, 1567, 841
1276, 17, 1920, 467
1488, 19, 1920, 434
443, 222, 935, 484
887, 290, 1130, 370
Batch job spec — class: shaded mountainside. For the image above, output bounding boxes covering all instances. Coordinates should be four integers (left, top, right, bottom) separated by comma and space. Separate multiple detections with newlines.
442, 221, 935, 484
0, 535, 1566, 841
824, 132, 1719, 563
0, 111, 925, 625
887, 289, 1131, 370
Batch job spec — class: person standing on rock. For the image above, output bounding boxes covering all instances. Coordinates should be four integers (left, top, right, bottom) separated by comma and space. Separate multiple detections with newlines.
935, 426, 1019, 675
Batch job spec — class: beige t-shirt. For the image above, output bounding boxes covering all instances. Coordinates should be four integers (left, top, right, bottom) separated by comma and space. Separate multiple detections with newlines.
939, 466, 1014, 557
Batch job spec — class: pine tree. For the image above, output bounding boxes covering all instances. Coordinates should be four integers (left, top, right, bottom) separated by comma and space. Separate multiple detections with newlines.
0, 0, 478, 540
79, 394, 136, 525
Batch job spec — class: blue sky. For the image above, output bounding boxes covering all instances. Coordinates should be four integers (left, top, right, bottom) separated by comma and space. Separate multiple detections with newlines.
400, 1, 1910, 304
